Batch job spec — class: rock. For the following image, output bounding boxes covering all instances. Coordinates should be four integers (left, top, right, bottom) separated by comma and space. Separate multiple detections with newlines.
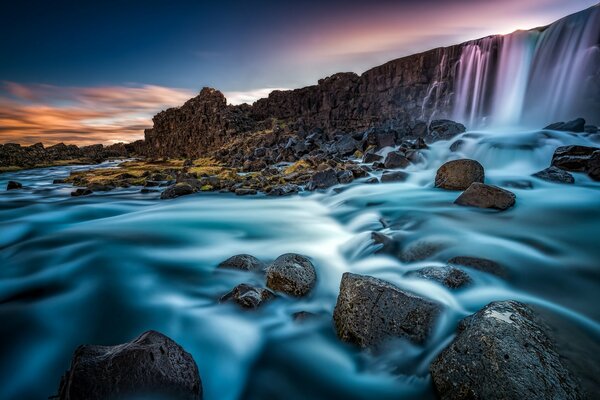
71, 188, 92, 197
383, 151, 410, 169
449, 139, 465, 152
292, 311, 316, 322
406, 266, 472, 289
587, 151, 600, 181
87, 183, 116, 191
217, 254, 264, 272
364, 128, 396, 149
160, 183, 195, 199
584, 125, 598, 134
333, 273, 441, 347
235, 188, 257, 196
413, 137, 428, 149
337, 170, 354, 184
455, 183, 516, 211
363, 152, 383, 163
426, 120, 466, 143
306, 168, 339, 190
6, 180, 22, 190
333, 135, 358, 156
56, 330, 202, 400
219, 283, 275, 309
365, 177, 379, 184
448, 256, 508, 278
430, 301, 581, 400
532, 166, 575, 184
265, 253, 316, 297
267, 184, 300, 196
381, 171, 409, 183
551, 145, 598, 171
400, 240, 448, 262
544, 117, 586, 132
435, 159, 484, 190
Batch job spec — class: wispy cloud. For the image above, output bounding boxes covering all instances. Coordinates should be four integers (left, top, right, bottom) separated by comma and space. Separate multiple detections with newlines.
0, 82, 195, 146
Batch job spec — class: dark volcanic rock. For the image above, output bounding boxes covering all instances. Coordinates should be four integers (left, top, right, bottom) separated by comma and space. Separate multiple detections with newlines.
449, 139, 465, 152
333, 135, 358, 156
365, 177, 379, 184
267, 184, 300, 196
161, 183, 195, 199
235, 188, 257, 196
71, 188, 92, 197
430, 301, 581, 400
551, 145, 598, 171
435, 159, 484, 190
448, 256, 508, 278
383, 151, 410, 169
363, 152, 383, 163
333, 273, 441, 347
218, 254, 264, 272
407, 266, 472, 289
587, 151, 600, 181
532, 166, 575, 184
307, 168, 339, 190
220, 283, 275, 309
426, 120, 466, 143
56, 330, 202, 400
6, 180, 22, 190
544, 117, 586, 132
265, 253, 317, 297
455, 183, 516, 210
337, 170, 354, 184
381, 170, 409, 183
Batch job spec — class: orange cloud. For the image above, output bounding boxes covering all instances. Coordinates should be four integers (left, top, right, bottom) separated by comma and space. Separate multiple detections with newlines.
0, 83, 195, 146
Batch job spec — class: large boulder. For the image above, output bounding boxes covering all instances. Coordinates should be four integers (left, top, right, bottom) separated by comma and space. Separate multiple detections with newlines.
435, 159, 484, 190
406, 266, 472, 289
455, 183, 516, 211
383, 151, 410, 169
426, 120, 466, 143
161, 183, 195, 199
332, 135, 358, 156
532, 166, 575, 184
57, 330, 202, 400
544, 118, 586, 132
363, 152, 383, 163
220, 283, 275, 309
217, 254, 264, 272
430, 301, 581, 400
6, 180, 22, 190
306, 168, 339, 190
333, 273, 442, 347
551, 145, 598, 172
265, 253, 317, 297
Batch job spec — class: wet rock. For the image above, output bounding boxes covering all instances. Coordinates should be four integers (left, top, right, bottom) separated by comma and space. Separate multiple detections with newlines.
337, 170, 354, 184
407, 266, 472, 289
435, 159, 484, 190
383, 151, 410, 169
532, 166, 575, 184
363, 152, 383, 163
235, 188, 257, 196
413, 137, 428, 149
551, 145, 598, 172
160, 183, 195, 199
53, 179, 66, 184
267, 184, 300, 196
292, 311, 317, 322
87, 183, 116, 191
544, 117, 586, 132
381, 171, 409, 183
265, 253, 316, 297
400, 240, 449, 262
365, 177, 379, 184
333, 273, 441, 347
449, 139, 465, 152
220, 283, 275, 309
6, 180, 22, 190
455, 183, 516, 211
448, 256, 508, 278
584, 125, 598, 134
217, 254, 264, 272
426, 120, 466, 143
333, 135, 358, 156
56, 330, 202, 400
306, 168, 339, 190
364, 128, 396, 149
430, 301, 581, 400
587, 151, 600, 181
71, 188, 92, 197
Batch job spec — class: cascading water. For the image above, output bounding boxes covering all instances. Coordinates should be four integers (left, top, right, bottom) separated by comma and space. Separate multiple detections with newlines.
453, 4, 600, 128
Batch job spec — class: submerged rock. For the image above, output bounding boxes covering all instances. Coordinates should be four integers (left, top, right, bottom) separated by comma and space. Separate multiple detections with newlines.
220, 283, 275, 309
217, 254, 264, 272
551, 145, 598, 172
333, 273, 441, 347
426, 120, 466, 143
544, 117, 586, 133
448, 256, 508, 278
56, 330, 202, 400
381, 170, 409, 183
161, 183, 195, 199
71, 188, 92, 197
265, 253, 316, 297
6, 180, 22, 190
532, 166, 575, 184
383, 151, 410, 169
455, 183, 516, 211
406, 266, 472, 289
430, 301, 581, 400
435, 159, 484, 190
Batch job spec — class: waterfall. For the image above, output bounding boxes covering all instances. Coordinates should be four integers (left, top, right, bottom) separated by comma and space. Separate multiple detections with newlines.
453, 4, 600, 128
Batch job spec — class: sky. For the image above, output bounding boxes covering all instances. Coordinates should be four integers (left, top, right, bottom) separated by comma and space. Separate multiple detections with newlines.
0, 0, 597, 145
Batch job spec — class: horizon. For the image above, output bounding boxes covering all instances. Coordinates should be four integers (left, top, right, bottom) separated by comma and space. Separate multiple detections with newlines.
1, 0, 597, 146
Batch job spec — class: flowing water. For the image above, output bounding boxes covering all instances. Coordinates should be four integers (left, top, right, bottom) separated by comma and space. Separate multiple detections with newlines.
1, 129, 599, 399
